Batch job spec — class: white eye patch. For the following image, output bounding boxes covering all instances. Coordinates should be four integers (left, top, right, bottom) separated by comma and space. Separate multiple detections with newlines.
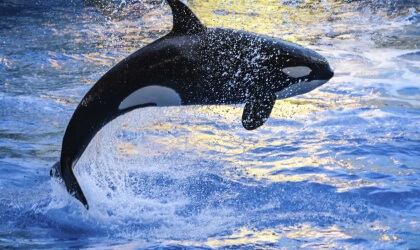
119, 85, 181, 110
281, 66, 312, 78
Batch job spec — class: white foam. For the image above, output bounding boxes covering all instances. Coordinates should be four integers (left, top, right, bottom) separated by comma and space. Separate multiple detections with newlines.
67, 107, 241, 239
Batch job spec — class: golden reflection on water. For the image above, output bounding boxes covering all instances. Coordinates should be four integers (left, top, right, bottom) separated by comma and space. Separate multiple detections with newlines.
86, 0, 344, 53
157, 220, 404, 248
204, 227, 282, 247
117, 142, 139, 156
189, 0, 340, 42
166, 224, 355, 248
113, 98, 384, 193
167, 222, 400, 247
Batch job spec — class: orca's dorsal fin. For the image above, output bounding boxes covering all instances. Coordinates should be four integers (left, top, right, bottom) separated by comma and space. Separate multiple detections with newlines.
167, 0, 206, 34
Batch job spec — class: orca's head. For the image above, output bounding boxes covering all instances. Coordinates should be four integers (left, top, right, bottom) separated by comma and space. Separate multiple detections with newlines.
268, 40, 334, 99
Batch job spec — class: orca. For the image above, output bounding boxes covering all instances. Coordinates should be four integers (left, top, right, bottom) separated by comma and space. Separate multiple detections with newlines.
51, 0, 334, 209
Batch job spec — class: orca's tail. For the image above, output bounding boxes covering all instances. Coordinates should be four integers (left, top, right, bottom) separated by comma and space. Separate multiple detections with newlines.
50, 161, 89, 210
50, 161, 61, 178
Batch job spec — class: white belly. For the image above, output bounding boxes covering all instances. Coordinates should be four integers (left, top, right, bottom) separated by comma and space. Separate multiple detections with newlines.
119, 85, 181, 110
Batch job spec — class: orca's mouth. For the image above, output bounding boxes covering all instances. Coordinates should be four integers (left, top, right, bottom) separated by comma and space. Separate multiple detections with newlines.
276, 79, 329, 99
315, 66, 334, 81
321, 69, 334, 80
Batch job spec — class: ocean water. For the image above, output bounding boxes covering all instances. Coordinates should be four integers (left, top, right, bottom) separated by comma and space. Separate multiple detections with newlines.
0, 0, 419, 248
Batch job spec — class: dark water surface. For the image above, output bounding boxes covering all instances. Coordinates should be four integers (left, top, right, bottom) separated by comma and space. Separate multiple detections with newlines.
0, 0, 419, 248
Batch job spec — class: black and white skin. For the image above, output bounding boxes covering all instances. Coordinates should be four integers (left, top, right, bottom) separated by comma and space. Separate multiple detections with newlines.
51, 0, 334, 209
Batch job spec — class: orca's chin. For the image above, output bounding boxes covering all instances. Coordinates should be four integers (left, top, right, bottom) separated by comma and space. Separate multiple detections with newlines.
276, 79, 329, 99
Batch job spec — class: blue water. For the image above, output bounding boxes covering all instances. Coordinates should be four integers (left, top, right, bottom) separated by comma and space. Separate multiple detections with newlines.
1, 0, 419, 248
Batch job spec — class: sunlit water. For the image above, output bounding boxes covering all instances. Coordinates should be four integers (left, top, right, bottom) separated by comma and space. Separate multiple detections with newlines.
1, 0, 419, 248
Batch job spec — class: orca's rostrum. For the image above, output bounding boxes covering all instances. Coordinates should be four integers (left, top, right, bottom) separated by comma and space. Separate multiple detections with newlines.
52, 0, 334, 209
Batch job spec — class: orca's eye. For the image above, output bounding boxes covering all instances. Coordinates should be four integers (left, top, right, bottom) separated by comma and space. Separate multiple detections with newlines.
281, 66, 312, 78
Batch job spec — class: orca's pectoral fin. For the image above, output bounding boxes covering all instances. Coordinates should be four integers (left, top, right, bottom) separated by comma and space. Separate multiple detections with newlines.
242, 93, 276, 130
